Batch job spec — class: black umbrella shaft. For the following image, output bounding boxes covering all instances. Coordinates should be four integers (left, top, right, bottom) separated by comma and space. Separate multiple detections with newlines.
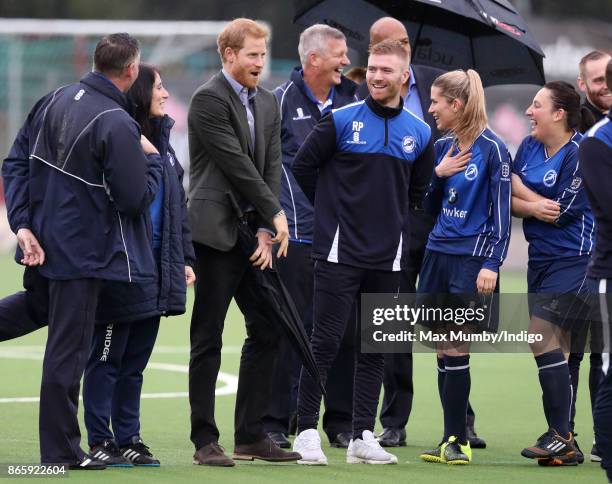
468, 0, 495, 27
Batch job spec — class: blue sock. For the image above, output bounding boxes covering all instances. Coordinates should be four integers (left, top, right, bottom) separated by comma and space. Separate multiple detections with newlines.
535, 349, 571, 437
437, 357, 447, 441
443, 355, 470, 444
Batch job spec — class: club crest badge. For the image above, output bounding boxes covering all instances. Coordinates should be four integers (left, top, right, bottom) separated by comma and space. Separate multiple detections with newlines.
402, 136, 416, 154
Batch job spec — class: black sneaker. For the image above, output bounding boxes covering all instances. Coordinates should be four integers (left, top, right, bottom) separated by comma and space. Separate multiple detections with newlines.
442, 436, 472, 465
466, 424, 486, 449
68, 456, 107, 470
330, 432, 352, 448
521, 429, 577, 466
591, 443, 602, 462
573, 435, 584, 464
90, 439, 133, 467
120, 436, 160, 467
377, 428, 406, 448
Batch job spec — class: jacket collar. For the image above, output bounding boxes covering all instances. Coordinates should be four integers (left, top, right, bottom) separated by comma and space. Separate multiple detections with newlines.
365, 95, 404, 119
290, 67, 357, 107
81, 71, 130, 110
582, 99, 605, 123
150, 115, 175, 152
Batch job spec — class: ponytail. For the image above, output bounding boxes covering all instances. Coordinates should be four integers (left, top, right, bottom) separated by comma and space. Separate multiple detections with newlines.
432, 69, 488, 144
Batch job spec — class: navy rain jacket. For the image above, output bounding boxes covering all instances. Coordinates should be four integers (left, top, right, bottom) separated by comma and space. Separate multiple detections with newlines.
96, 116, 196, 323
274, 68, 357, 243
2, 72, 162, 282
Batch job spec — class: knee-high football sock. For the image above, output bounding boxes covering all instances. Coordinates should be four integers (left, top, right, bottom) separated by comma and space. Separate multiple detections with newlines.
437, 357, 448, 441
443, 355, 470, 444
535, 349, 571, 437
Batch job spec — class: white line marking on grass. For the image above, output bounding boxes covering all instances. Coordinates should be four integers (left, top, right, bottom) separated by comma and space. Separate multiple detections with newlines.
147, 363, 238, 396
0, 350, 42, 360
0, 397, 40, 403
0, 353, 238, 402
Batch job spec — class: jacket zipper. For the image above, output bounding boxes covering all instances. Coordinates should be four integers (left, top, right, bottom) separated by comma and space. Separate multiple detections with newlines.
384, 118, 389, 146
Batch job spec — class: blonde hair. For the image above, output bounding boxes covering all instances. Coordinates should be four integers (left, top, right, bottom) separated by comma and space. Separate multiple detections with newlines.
369, 39, 410, 66
432, 69, 487, 143
217, 18, 269, 62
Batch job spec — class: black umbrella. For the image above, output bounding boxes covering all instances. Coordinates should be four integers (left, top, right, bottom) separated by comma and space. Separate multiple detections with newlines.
226, 193, 326, 397
294, 0, 545, 86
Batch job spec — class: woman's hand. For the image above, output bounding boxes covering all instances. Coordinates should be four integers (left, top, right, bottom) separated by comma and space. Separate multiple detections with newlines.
434, 146, 471, 178
530, 199, 560, 223
185, 266, 196, 286
476, 268, 498, 295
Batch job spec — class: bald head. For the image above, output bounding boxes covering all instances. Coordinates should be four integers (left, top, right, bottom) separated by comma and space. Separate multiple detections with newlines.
369, 17, 408, 45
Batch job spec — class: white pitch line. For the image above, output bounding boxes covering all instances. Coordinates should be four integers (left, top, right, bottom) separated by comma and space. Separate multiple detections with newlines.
0, 352, 238, 403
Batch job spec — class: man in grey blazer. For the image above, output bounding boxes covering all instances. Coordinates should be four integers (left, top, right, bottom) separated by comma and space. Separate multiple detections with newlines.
187, 18, 299, 467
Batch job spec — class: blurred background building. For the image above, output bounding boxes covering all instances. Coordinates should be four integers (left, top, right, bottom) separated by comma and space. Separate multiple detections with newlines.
0, 0, 610, 262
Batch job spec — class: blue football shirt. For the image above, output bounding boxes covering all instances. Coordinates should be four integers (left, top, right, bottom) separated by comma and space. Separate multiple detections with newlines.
426, 128, 512, 272
513, 132, 594, 261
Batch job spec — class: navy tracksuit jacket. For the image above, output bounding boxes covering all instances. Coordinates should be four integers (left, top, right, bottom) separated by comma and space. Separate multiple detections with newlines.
293, 95, 434, 271
274, 68, 358, 243
581, 113, 612, 482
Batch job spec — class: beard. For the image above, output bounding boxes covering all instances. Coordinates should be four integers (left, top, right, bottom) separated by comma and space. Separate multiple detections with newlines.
586, 84, 612, 113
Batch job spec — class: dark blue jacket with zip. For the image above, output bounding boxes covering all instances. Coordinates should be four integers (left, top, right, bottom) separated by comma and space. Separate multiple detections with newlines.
292, 96, 434, 271
96, 115, 196, 323
2, 71, 162, 282
274, 68, 357, 243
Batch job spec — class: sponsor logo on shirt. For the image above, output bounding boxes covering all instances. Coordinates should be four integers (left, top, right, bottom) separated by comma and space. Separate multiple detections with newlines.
347, 121, 367, 145
292, 107, 312, 121
402, 136, 416, 154
543, 169, 557, 187
442, 206, 468, 218
464, 163, 478, 181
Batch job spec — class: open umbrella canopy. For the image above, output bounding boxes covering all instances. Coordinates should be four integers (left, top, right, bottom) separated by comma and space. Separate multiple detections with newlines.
294, 0, 545, 86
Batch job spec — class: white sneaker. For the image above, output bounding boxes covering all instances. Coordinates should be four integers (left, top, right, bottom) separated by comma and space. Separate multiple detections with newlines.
347, 430, 398, 464
293, 429, 328, 465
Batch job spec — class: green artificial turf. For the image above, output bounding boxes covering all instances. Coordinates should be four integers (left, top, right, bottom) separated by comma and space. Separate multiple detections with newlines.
0, 255, 605, 482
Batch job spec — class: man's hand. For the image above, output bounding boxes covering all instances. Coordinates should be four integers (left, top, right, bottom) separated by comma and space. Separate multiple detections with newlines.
476, 268, 498, 295
530, 199, 560, 223
140, 135, 159, 155
434, 146, 471, 178
250, 230, 274, 270
271, 212, 289, 258
16, 228, 45, 266
185, 266, 196, 286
